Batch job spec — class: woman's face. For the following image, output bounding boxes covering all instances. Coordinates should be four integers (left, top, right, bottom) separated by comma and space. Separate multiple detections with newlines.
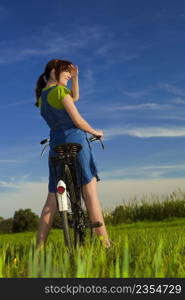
58, 70, 71, 86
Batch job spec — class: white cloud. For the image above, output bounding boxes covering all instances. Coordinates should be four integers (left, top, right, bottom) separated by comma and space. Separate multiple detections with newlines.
1, 178, 185, 218
161, 83, 185, 97
0, 181, 22, 189
81, 101, 175, 120
142, 164, 185, 170
105, 102, 172, 112
149, 114, 185, 121
95, 42, 138, 63
171, 97, 185, 105
0, 25, 105, 64
79, 69, 96, 99
0, 181, 48, 218
122, 89, 149, 99
0, 174, 31, 189
0, 149, 39, 175
98, 178, 185, 211
0, 99, 33, 109
0, 159, 22, 164
100, 164, 185, 179
104, 126, 185, 140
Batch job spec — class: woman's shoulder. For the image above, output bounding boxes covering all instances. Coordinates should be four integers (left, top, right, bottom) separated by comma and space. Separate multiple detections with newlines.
47, 85, 71, 109
55, 85, 71, 99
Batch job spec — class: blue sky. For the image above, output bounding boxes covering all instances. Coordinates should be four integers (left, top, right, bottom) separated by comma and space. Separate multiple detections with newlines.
1, 0, 185, 217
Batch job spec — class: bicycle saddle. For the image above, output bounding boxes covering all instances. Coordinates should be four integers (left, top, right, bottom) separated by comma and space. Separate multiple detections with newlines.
53, 143, 82, 159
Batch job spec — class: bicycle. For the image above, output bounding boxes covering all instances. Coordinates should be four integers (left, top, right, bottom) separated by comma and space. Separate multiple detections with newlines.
40, 135, 104, 249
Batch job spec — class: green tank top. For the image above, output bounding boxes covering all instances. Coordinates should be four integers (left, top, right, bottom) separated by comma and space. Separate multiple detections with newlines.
38, 84, 71, 110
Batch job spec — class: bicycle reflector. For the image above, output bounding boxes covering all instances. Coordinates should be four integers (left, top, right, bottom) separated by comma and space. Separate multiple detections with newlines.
57, 186, 65, 194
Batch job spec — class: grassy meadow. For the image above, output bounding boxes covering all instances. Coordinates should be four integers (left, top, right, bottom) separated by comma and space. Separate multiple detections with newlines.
0, 218, 185, 278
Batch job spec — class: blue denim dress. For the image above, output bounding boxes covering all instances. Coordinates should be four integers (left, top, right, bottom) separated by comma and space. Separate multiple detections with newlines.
40, 85, 100, 193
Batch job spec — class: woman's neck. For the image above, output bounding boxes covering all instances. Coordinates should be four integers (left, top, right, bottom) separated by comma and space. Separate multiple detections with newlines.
45, 81, 66, 88
45, 80, 57, 87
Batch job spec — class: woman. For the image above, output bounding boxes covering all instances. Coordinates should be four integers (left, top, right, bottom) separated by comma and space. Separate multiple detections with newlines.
35, 58, 110, 248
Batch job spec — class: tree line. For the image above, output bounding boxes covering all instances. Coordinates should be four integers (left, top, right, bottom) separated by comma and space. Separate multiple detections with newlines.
0, 209, 63, 234
1, 190, 185, 233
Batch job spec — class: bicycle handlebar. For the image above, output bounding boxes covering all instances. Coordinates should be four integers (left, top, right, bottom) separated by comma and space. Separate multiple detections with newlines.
40, 134, 104, 156
40, 135, 103, 144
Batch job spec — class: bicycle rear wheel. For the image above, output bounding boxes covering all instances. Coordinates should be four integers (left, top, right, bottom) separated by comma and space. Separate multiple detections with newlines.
58, 164, 73, 248
64, 164, 85, 248
60, 210, 71, 248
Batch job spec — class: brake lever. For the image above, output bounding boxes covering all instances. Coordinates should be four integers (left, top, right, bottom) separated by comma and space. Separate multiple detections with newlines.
89, 135, 104, 149
40, 138, 50, 156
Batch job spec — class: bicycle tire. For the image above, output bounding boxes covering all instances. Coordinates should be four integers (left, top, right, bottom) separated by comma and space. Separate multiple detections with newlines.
58, 165, 73, 248
62, 165, 78, 248
60, 210, 71, 248
64, 164, 83, 248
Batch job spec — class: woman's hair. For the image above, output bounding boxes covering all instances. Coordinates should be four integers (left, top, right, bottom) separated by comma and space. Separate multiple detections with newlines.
35, 58, 73, 107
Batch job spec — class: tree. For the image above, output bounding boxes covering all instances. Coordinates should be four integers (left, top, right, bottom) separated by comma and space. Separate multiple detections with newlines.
0, 216, 3, 223
12, 209, 39, 233
0, 218, 13, 233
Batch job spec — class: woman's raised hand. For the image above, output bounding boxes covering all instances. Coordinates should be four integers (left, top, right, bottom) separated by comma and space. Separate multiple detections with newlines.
69, 64, 78, 78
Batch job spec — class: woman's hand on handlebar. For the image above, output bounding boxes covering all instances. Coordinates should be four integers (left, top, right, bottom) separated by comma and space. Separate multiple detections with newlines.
92, 130, 104, 139
89, 130, 105, 149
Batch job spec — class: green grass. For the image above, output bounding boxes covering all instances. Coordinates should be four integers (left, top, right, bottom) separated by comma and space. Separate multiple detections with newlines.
0, 219, 185, 278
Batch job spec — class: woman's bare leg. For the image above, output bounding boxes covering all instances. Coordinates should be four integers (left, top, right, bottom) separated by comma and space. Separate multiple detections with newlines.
36, 192, 58, 248
36, 179, 110, 248
82, 177, 110, 247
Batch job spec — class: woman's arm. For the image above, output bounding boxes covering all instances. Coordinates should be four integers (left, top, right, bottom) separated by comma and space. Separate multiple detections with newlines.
70, 65, 79, 102
70, 76, 79, 101
62, 94, 100, 136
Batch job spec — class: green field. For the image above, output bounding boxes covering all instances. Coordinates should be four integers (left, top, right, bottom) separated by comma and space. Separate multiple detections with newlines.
0, 218, 185, 278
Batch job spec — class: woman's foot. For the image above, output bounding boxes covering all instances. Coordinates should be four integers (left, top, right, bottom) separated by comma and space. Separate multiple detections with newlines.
36, 240, 45, 251
99, 236, 111, 248
105, 239, 111, 248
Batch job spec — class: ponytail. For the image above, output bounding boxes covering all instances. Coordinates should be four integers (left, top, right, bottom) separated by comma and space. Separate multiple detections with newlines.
35, 73, 47, 107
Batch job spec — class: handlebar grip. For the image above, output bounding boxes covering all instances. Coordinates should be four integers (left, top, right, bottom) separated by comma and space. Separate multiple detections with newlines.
40, 139, 49, 145
89, 135, 101, 142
